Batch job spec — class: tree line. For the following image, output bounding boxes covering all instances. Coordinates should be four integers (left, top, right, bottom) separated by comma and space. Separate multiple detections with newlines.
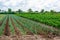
0, 8, 60, 14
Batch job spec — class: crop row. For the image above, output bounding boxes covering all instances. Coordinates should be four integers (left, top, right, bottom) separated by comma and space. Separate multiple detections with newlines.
0, 14, 60, 36
14, 14, 60, 36
0, 16, 7, 36
16, 13, 60, 29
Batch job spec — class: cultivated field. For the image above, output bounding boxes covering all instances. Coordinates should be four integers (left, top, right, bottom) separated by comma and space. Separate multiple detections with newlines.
17, 13, 60, 29
0, 14, 60, 40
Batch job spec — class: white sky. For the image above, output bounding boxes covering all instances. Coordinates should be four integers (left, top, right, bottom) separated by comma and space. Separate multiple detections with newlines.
0, 0, 60, 11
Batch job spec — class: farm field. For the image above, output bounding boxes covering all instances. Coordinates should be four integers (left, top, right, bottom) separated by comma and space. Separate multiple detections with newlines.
0, 0, 60, 40
16, 13, 60, 29
0, 14, 60, 40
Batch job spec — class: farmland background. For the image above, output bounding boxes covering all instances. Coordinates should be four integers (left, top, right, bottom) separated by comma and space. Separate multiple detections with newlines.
0, 9, 60, 40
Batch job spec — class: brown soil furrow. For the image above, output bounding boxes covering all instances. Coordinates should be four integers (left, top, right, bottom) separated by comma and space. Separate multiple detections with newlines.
10, 17, 22, 37
13, 17, 34, 35
4, 17, 11, 36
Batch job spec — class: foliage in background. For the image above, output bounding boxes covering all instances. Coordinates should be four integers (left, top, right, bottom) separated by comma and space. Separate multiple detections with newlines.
0, 8, 60, 14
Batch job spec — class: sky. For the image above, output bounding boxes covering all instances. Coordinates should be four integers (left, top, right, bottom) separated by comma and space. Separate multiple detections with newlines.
0, 0, 60, 11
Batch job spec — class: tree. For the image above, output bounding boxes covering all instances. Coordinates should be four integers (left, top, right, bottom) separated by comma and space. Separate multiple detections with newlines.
18, 9, 22, 13
50, 10, 56, 13
34, 11, 39, 13
40, 9, 44, 13
28, 9, 33, 13
0, 9, 1, 12
50, 10, 54, 12
8, 8, 12, 14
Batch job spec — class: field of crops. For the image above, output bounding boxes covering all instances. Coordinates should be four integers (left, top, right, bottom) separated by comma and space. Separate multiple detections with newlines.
16, 13, 60, 29
0, 14, 60, 40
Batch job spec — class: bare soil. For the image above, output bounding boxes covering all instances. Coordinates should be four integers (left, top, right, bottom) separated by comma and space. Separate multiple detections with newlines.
0, 35, 60, 40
